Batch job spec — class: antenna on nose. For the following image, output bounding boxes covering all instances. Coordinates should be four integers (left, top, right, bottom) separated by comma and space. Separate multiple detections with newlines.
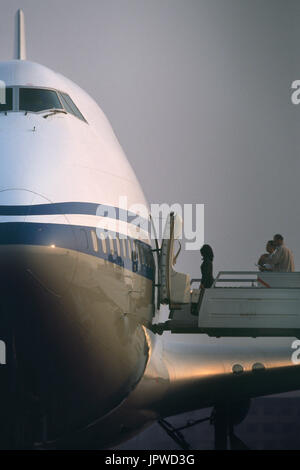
14, 9, 26, 60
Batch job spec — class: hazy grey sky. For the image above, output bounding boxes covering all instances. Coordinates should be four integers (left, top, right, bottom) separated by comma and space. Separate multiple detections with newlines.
0, 0, 299, 279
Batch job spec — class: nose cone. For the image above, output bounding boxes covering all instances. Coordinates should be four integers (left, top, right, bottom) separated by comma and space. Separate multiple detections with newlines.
0, 189, 78, 297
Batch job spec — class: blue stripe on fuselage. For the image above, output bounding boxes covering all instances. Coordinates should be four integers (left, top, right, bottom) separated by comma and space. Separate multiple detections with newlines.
0, 222, 155, 281
0, 202, 149, 229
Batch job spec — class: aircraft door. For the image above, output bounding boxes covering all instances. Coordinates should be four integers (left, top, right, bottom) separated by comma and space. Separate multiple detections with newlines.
158, 212, 190, 308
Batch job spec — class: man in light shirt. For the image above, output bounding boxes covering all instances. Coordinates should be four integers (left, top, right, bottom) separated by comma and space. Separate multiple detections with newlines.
268, 234, 295, 272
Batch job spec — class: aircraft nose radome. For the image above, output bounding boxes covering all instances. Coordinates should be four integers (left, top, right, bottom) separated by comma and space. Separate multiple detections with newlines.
0, 189, 78, 297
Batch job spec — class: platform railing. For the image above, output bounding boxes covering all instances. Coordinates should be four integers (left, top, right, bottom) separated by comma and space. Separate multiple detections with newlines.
191, 272, 267, 289
212, 271, 267, 288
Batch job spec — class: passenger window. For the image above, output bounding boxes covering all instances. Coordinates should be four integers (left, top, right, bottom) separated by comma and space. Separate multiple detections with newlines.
127, 239, 132, 260
59, 92, 86, 122
139, 245, 144, 265
143, 248, 148, 267
100, 233, 107, 254
134, 241, 139, 263
91, 230, 98, 252
145, 250, 151, 267
108, 235, 114, 255
116, 237, 121, 257
121, 238, 127, 258
19, 88, 63, 112
0, 87, 13, 111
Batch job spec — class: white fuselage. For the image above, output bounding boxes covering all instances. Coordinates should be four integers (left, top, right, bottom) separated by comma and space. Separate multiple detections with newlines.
0, 59, 155, 446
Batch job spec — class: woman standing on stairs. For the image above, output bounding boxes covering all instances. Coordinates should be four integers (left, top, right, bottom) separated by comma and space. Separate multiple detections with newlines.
200, 244, 214, 289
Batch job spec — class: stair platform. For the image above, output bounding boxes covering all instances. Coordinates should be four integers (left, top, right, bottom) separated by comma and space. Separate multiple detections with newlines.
154, 272, 300, 338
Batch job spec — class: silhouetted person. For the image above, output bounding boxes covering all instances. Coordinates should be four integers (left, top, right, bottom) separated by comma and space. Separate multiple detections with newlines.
200, 244, 214, 288
191, 244, 215, 317
257, 240, 275, 271
268, 234, 295, 272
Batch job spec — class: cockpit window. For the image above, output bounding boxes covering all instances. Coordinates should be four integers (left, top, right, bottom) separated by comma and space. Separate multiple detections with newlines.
59, 92, 86, 122
0, 86, 88, 123
19, 88, 63, 112
0, 87, 13, 111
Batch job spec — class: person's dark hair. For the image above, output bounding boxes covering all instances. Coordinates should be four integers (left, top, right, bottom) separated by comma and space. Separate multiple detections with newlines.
274, 234, 283, 241
200, 244, 214, 261
267, 240, 275, 248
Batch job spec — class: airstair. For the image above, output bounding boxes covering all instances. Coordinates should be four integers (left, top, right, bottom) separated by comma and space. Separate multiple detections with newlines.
153, 213, 300, 338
